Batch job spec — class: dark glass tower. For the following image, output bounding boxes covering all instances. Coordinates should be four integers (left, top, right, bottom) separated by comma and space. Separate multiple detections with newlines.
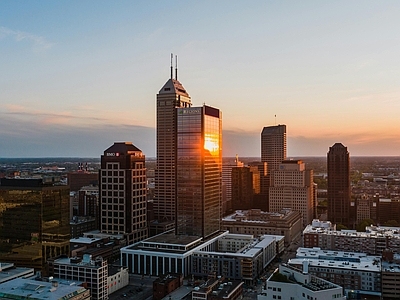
0, 178, 70, 270
154, 60, 192, 222
100, 142, 148, 244
327, 143, 351, 227
176, 105, 222, 238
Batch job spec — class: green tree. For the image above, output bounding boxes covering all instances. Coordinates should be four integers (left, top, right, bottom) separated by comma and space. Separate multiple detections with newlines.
356, 219, 374, 232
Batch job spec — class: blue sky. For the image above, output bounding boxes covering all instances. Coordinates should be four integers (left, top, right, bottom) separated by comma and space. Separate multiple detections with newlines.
1, 1, 400, 157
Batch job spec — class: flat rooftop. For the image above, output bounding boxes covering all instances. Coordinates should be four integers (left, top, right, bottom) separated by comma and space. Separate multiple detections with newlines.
291, 247, 381, 272
0, 263, 34, 284
0, 278, 88, 300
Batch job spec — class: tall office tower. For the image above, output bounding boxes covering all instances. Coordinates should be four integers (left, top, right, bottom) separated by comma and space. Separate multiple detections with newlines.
176, 105, 222, 238
327, 143, 351, 227
99, 142, 148, 245
154, 57, 192, 222
269, 160, 315, 227
231, 165, 259, 211
261, 124, 287, 172
260, 125, 287, 205
222, 155, 244, 215
0, 178, 70, 270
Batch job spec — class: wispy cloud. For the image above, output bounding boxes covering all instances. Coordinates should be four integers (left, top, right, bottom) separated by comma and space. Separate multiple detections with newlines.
0, 26, 54, 50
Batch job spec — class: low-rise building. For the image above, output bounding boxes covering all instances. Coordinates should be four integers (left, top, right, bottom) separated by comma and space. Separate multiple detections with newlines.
153, 273, 183, 300
121, 231, 281, 284
192, 275, 243, 300
221, 209, 302, 246
258, 264, 345, 300
49, 254, 108, 300
303, 219, 400, 255
0, 277, 90, 300
288, 247, 381, 299
0, 262, 34, 283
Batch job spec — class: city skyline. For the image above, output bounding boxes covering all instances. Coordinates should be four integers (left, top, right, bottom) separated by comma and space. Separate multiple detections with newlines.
1, 1, 400, 157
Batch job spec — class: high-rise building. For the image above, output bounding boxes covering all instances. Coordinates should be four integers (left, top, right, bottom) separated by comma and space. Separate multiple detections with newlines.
269, 160, 314, 227
260, 125, 287, 207
154, 57, 192, 222
261, 125, 287, 173
327, 143, 351, 227
231, 165, 259, 211
0, 178, 70, 270
222, 156, 244, 215
99, 142, 148, 244
175, 105, 222, 238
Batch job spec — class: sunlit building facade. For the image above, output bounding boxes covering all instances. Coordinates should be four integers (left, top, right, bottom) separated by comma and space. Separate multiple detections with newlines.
154, 64, 192, 223
0, 178, 70, 270
176, 105, 222, 238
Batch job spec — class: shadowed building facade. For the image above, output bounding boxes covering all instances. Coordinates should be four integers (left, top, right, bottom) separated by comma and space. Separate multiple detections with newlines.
327, 143, 351, 227
176, 105, 222, 238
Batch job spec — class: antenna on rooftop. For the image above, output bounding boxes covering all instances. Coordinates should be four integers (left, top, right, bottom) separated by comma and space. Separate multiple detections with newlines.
175, 55, 178, 80
170, 53, 173, 79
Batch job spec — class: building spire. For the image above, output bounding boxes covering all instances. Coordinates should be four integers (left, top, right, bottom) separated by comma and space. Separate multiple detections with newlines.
175, 55, 178, 80
170, 53, 173, 79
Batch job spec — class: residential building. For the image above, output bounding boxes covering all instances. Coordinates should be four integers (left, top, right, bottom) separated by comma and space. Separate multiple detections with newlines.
327, 143, 351, 228
269, 160, 315, 227
0, 178, 70, 270
99, 142, 148, 245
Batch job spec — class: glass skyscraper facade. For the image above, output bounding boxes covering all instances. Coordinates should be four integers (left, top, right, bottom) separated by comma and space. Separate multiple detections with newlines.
0, 178, 70, 270
176, 105, 222, 238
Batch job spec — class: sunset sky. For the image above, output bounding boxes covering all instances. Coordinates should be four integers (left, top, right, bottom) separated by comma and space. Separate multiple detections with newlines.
1, 1, 400, 157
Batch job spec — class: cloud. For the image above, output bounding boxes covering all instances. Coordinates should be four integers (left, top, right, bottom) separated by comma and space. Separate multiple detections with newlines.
0, 26, 54, 50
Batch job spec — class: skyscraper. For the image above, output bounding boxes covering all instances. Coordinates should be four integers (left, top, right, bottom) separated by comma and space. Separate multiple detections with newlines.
327, 143, 351, 227
260, 125, 287, 207
154, 56, 192, 222
261, 124, 287, 172
222, 156, 244, 215
175, 105, 222, 238
99, 142, 148, 244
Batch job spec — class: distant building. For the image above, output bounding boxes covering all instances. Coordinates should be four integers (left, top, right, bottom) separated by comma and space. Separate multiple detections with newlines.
50, 254, 108, 300
153, 273, 183, 300
0, 277, 90, 300
67, 171, 98, 192
269, 160, 315, 227
0, 178, 70, 271
70, 216, 98, 238
303, 220, 400, 255
100, 142, 148, 245
259, 264, 345, 300
289, 247, 381, 299
222, 156, 244, 215
381, 250, 400, 300
78, 185, 99, 218
231, 165, 259, 211
327, 143, 352, 228
221, 209, 302, 246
